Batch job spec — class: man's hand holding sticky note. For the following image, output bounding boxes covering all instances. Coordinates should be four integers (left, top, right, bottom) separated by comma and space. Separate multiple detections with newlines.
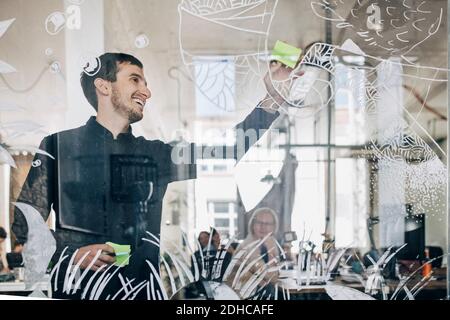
271, 40, 302, 69
106, 242, 131, 267
258, 40, 305, 112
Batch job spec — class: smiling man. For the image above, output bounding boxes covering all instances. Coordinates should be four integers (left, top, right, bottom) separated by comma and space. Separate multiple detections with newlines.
11, 53, 285, 299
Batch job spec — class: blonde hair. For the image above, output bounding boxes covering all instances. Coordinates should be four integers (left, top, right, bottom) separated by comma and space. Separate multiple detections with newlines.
247, 207, 279, 237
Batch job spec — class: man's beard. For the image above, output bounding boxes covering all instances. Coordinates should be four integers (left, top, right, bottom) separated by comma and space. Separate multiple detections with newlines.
111, 88, 143, 124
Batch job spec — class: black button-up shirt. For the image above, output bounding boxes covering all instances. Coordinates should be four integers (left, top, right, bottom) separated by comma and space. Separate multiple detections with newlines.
12, 108, 278, 298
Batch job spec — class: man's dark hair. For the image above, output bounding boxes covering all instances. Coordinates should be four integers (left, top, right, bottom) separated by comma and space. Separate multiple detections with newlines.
80, 53, 144, 111
211, 228, 219, 237
0, 226, 7, 239
198, 231, 210, 241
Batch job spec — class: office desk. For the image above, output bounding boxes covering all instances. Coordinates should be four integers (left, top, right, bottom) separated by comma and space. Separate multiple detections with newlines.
278, 279, 373, 300
279, 269, 447, 300
0, 275, 51, 298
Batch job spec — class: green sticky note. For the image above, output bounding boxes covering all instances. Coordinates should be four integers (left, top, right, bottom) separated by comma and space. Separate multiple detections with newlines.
106, 242, 131, 267
271, 40, 302, 68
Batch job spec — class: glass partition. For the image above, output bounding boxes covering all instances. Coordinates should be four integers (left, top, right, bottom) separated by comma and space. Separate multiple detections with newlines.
0, 0, 447, 300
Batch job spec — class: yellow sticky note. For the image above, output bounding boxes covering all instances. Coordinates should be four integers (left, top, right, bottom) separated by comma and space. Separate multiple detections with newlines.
271, 40, 302, 68
106, 242, 131, 267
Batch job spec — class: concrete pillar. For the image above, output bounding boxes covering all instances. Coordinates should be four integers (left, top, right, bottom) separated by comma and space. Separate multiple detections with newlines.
64, 0, 104, 130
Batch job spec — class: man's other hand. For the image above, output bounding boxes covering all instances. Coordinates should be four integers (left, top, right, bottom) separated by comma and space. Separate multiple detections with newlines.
73, 244, 116, 271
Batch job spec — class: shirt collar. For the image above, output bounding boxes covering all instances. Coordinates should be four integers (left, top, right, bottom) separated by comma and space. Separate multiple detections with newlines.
86, 116, 133, 140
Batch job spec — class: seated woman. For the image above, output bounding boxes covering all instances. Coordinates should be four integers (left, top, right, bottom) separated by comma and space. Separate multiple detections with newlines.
224, 207, 283, 299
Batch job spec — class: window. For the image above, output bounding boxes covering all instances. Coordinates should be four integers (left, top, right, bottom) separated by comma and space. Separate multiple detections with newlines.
194, 56, 236, 116
212, 164, 227, 172
335, 158, 369, 248
205, 200, 237, 239
197, 159, 235, 176
334, 59, 367, 146
214, 218, 229, 228
333, 57, 369, 248
212, 201, 231, 214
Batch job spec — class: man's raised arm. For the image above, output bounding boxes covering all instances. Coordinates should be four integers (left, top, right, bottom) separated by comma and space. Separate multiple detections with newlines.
168, 61, 300, 182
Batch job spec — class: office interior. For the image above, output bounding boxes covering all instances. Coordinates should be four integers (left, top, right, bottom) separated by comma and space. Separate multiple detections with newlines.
0, 0, 448, 300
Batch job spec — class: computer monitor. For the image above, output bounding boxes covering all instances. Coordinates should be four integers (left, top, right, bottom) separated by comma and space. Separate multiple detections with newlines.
398, 213, 425, 260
